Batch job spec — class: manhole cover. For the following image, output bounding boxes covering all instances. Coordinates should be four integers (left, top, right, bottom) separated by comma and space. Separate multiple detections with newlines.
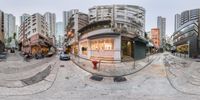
65, 77, 69, 79
113, 76, 127, 82
90, 75, 103, 81
60, 65, 64, 67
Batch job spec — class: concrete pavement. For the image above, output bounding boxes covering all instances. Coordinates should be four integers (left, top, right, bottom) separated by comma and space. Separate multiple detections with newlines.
164, 52, 200, 95
71, 54, 158, 77
0, 51, 58, 95
1, 53, 200, 99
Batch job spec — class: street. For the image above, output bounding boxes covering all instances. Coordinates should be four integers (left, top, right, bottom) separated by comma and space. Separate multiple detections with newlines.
0, 52, 199, 100
1, 1, 200, 100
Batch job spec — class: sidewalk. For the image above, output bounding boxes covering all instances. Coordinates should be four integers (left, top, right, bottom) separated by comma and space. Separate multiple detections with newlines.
0, 52, 59, 96
0, 59, 58, 96
172, 52, 200, 62
71, 54, 159, 77
164, 52, 200, 95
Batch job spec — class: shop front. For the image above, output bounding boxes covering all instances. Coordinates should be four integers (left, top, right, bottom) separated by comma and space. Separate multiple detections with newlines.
121, 36, 134, 61
133, 37, 148, 60
31, 43, 49, 56
79, 36, 121, 61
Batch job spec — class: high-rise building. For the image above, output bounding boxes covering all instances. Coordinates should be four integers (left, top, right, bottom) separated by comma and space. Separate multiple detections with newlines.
0, 10, 4, 52
20, 13, 30, 25
63, 9, 79, 30
180, 10, 190, 25
4, 13, 16, 40
66, 12, 89, 52
151, 28, 160, 48
173, 8, 200, 57
179, 9, 200, 26
88, 5, 145, 36
56, 22, 64, 48
19, 13, 52, 54
174, 14, 181, 31
44, 12, 56, 37
76, 5, 146, 60
157, 16, 166, 48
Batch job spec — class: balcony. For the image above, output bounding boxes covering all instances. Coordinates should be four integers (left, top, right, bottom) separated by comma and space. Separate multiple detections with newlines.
79, 20, 111, 32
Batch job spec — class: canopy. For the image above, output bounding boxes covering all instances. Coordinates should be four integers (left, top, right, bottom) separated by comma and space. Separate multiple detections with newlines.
147, 42, 154, 47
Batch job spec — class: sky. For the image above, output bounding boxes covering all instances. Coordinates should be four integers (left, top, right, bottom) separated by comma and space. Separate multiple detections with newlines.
1, 0, 200, 36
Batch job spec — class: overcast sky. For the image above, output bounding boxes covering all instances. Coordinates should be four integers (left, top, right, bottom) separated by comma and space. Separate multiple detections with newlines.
1, 0, 200, 36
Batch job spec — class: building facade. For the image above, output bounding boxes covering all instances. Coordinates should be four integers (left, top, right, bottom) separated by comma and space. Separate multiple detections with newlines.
0, 10, 4, 52
157, 16, 166, 48
65, 12, 89, 55
44, 12, 56, 46
173, 9, 200, 57
77, 5, 146, 61
63, 9, 79, 30
19, 13, 53, 55
175, 14, 181, 31
44, 12, 56, 37
4, 13, 16, 41
20, 13, 30, 25
56, 22, 64, 48
151, 28, 160, 48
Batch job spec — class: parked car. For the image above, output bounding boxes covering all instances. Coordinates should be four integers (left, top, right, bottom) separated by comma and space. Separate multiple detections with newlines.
60, 52, 70, 61
0, 54, 6, 59
35, 53, 44, 59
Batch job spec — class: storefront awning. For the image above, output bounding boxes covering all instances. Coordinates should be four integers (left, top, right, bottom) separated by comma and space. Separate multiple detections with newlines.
133, 36, 148, 44
147, 42, 154, 47
87, 33, 120, 40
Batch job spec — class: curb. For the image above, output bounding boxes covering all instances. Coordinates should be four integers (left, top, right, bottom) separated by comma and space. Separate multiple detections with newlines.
72, 55, 157, 77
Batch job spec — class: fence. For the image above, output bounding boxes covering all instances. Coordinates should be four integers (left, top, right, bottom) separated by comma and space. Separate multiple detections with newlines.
70, 53, 156, 77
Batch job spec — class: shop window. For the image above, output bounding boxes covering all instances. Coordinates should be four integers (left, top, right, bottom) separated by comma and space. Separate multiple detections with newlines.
82, 47, 87, 55
91, 38, 114, 51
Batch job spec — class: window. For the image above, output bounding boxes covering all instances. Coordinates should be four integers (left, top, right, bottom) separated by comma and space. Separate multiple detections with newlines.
91, 38, 114, 50
41, 30, 44, 34
32, 23, 36, 26
117, 15, 125, 19
26, 31, 31, 36
41, 25, 44, 28
32, 19, 36, 22
32, 28, 36, 33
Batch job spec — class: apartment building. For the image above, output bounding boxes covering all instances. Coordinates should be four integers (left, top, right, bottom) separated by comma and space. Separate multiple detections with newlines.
19, 13, 52, 55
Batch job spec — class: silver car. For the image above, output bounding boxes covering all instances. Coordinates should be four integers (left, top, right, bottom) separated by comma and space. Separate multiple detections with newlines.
59, 52, 70, 60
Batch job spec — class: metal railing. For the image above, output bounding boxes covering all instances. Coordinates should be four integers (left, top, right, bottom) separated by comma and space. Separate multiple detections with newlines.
70, 53, 156, 77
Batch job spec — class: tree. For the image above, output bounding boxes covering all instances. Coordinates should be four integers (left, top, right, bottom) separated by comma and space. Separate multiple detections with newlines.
7, 37, 12, 43
13, 32, 16, 40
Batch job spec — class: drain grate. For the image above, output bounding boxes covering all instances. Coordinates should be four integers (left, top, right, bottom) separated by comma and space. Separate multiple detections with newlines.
65, 77, 69, 79
113, 76, 127, 82
90, 75, 103, 81
60, 65, 65, 67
